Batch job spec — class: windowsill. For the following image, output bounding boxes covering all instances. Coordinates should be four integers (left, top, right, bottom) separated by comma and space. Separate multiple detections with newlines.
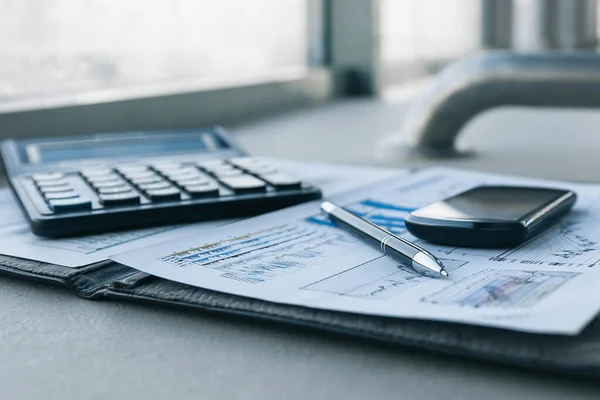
0, 66, 309, 115
0, 68, 332, 142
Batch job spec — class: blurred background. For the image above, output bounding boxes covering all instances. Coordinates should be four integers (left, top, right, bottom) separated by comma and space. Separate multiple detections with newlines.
3, 0, 598, 100
1, 0, 600, 179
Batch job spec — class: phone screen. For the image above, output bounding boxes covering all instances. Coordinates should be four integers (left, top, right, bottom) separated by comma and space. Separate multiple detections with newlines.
412, 186, 569, 221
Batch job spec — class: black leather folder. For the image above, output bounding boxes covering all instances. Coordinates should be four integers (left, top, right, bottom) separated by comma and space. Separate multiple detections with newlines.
2, 253, 600, 377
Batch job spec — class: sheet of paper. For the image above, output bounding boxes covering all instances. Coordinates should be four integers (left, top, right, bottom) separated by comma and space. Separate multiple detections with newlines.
0, 160, 401, 267
0, 189, 226, 267
112, 167, 600, 334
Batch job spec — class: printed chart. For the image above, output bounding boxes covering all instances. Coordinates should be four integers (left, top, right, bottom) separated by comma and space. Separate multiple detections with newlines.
491, 217, 600, 268
303, 256, 467, 300
422, 269, 579, 308
35, 226, 176, 254
160, 223, 357, 283
409, 238, 501, 259
306, 199, 416, 234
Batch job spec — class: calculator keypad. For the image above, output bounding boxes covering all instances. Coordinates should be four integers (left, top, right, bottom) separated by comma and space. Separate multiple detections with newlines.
29, 174, 88, 213
25, 157, 307, 214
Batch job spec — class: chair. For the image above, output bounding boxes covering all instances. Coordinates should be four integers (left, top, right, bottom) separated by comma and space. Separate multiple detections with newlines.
378, 51, 600, 158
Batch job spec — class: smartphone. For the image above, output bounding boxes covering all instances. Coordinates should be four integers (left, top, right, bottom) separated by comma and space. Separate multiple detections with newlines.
404, 186, 577, 247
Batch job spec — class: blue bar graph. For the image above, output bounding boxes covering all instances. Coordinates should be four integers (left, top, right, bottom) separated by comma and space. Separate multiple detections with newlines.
359, 199, 416, 213
306, 199, 416, 234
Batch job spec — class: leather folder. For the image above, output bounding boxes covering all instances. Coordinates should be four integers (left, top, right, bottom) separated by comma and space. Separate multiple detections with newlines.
2, 253, 599, 377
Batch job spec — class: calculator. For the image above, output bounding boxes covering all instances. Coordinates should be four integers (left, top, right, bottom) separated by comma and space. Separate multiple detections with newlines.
1, 127, 322, 237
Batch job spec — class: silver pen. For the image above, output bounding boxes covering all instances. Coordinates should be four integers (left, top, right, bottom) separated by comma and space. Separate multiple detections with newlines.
320, 201, 448, 278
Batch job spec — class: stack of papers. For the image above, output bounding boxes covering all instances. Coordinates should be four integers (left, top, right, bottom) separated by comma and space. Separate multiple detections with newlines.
4, 163, 600, 335
112, 168, 600, 335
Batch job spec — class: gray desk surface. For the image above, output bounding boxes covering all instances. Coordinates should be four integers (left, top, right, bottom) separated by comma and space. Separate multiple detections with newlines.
3, 99, 600, 399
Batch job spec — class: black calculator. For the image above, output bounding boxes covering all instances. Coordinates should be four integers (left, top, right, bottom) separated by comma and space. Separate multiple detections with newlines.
1, 127, 321, 237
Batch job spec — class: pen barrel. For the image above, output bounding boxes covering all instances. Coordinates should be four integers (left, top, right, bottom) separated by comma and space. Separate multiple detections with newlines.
323, 203, 419, 262
380, 235, 420, 261
321, 201, 446, 278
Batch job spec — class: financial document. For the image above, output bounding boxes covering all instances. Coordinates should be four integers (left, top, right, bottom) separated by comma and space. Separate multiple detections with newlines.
0, 188, 226, 267
0, 160, 399, 267
113, 168, 600, 334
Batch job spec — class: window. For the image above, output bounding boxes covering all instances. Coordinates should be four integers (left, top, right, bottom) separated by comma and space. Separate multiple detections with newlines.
0, 0, 309, 102
379, 0, 482, 84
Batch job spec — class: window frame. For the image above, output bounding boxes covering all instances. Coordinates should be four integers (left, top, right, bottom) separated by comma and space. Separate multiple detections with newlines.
4, 0, 599, 142
0, 0, 504, 140
378, 0, 498, 89
0, 67, 331, 139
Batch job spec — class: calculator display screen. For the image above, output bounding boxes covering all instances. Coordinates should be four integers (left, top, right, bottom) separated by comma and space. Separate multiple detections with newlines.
25, 132, 225, 164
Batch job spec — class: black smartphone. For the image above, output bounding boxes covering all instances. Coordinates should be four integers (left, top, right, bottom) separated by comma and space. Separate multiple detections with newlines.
404, 186, 577, 247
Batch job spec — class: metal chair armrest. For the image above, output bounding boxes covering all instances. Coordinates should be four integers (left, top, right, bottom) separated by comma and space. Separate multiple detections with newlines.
380, 51, 600, 157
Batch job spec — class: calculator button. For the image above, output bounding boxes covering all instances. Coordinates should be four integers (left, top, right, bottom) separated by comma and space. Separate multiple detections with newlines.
137, 181, 172, 191
172, 177, 210, 186
161, 167, 201, 175
229, 158, 274, 172
116, 165, 149, 174
184, 184, 220, 198
211, 168, 244, 178
48, 197, 92, 212
92, 180, 127, 189
151, 163, 182, 172
99, 192, 141, 206
97, 186, 133, 195
80, 169, 113, 177
205, 164, 237, 173
228, 157, 262, 167
145, 188, 182, 202
246, 164, 278, 175
197, 160, 227, 168
36, 180, 70, 188
86, 174, 121, 183
218, 176, 267, 193
130, 176, 164, 185
154, 168, 185, 176
164, 172, 204, 182
39, 185, 74, 194
175, 167, 202, 175
257, 173, 302, 190
32, 173, 64, 181
43, 191, 80, 200
121, 171, 157, 180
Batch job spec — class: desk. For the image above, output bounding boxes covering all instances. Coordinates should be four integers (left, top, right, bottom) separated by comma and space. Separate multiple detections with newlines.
231, 100, 600, 182
2, 99, 600, 399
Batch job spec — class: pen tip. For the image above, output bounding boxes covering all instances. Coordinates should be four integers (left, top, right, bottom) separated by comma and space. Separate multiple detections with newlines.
440, 269, 449, 277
